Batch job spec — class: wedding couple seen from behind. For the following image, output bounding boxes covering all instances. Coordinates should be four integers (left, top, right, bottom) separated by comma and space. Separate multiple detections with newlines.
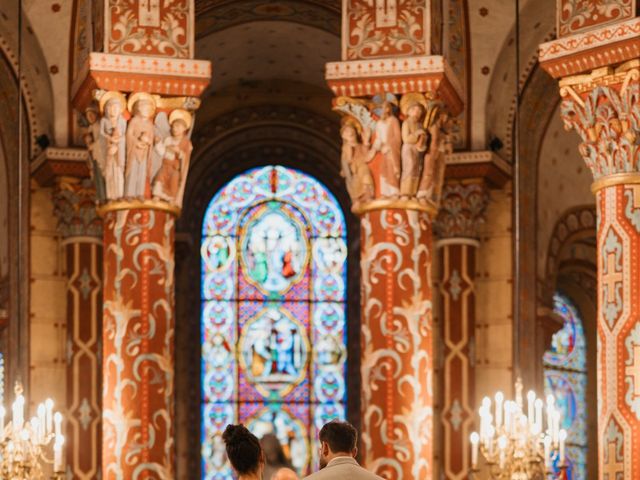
223, 420, 383, 480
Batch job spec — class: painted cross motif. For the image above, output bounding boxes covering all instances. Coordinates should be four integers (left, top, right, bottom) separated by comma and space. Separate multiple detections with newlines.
625, 343, 640, 397
603, 252, 623, 303
375, 0, 398, 27
603, 441, 624, 479
139, 0, 161, 27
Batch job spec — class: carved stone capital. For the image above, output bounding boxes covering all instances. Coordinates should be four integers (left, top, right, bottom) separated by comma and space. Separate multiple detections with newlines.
434, 181, 489, 240
53, 177, 102, 240
558, 60, 639, 180
332, 91, 457, 216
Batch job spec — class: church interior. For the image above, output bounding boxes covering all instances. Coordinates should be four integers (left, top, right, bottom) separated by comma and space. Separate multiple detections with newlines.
0, 0, 637, 478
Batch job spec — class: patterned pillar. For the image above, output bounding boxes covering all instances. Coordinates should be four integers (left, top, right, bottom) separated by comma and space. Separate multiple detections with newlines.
326, 3, 462, 474
72, 3, 211, 477
434, 182, 488, 480
53, 177, 103, 480
540, 14, 640, 479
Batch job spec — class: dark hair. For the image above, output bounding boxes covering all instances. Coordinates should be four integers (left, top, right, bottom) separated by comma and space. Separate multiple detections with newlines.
319, 420, 358, 453
222, 424, 262, 475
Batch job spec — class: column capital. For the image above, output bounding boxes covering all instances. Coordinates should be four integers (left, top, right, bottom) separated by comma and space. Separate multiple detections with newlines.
435, 181, 489, 241
53, 177, 103, 241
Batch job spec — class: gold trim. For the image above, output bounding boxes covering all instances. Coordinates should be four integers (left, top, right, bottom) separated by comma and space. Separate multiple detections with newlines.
591, 173, 640, 193
352, 197, 437, 216
97, 199, 181, 217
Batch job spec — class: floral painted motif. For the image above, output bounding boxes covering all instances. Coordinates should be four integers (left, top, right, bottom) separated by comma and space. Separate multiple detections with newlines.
360, 209, 433, 479
558, 0, 634, 37
107, 0, 192, 58
344, 0, 432, 59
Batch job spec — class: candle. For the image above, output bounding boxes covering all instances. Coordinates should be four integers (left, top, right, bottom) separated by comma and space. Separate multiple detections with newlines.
498, 435, 507, 469
543, 435, 552, 469
45, 398, 54, 435
527, 390, 535, 428
0, 405, 5, 437
495, 391, 504, 429
487, 425, 495, 456
535, 398, 543, 432
54, 411, 62, 438
470, 432, 479, 468
37, 403, 46, 442
559, 429, 567, 466
552, 410, 560, 446
546, 395, 555, 433
504, 401, 512, 433
54, 435, 64, 472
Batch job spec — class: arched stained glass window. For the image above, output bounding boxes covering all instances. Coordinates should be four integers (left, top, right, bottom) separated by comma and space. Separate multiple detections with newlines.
543, 294, 588, 480
201, 166, 348, 479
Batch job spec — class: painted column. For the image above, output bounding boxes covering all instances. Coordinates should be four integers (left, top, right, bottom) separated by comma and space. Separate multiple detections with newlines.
53, 177, 103, 480
434, 181, 488, 480
72, 2, 211, 477
540, 13, 640, 479
326, 1, 462, 470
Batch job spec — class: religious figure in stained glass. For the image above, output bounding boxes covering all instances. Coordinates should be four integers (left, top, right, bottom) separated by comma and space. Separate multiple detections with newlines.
201, 166, 348, 480
543, 294, 588, 480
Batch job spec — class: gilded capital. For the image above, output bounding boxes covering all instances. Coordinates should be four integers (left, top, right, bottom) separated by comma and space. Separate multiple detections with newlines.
434, 181, 488, 240
53, 177, 102, 240
559, 61, 639, 180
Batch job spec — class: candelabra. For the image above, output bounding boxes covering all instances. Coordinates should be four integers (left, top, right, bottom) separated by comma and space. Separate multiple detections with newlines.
0, 383, 65, 480
469, 379, 568, 480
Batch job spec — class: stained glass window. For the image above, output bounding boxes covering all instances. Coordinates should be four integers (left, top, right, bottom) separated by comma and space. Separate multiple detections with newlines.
543, 294, 588, 480
201, 166, 348, 479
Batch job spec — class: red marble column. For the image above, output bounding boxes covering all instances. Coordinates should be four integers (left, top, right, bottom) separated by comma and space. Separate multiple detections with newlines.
102, 206, 176, 479
360, 208, 434, 479
49, 169, 103, 479
434, 181, 488, 480
540, 20, 640, 479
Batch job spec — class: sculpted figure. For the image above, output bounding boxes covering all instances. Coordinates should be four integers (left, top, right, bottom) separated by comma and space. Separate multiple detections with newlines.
124, 93, 156, 199
340, 122, 374, 208
82, 106, 107, 202
417, 114, 448, 203
98, 93, 127, 200
400, 102, 427, 198
152, 109, 193, 207
369, 101, 401, 197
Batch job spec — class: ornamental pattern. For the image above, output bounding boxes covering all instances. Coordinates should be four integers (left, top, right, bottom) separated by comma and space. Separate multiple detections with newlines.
558, 0, 635, 37
106, 0, 192, 58
201, 166, 348, 479
343, 0, 430, 59
53, 178, 102, 239
360, 209, 433, 479
434, 182, 488, 239
560, 73, 639, 180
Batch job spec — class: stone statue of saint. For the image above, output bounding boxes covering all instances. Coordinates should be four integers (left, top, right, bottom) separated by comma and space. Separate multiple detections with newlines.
152, 109, 193, 207
124, 93, 156, 199
340, 122, 374, 208
369, 101, 401, 197
417, 114, 448, 203
82, 106, 106, 202
400, 102, 427, 198
98, 93, 127, 200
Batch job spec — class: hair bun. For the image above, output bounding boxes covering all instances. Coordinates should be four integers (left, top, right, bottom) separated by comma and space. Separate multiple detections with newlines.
223, 424, 251, 445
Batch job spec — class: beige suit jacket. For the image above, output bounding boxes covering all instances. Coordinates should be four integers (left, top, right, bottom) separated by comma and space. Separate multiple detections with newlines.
304, 457, 383, 480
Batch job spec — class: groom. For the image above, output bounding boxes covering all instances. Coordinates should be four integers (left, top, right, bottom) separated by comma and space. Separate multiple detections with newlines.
304, 420, 383, 479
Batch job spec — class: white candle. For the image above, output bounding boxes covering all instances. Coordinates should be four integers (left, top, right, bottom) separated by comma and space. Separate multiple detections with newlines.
37, 403, 46, 442
54, 435, 64, 472
487, 425, 495, 456
498, 435, 507, 469
535, 398, 543, 432
0, 405, 6, 437
553, 410, 561, 446
54, 412, 62, 438
495, 391, 504, 429
470, 432, 479, 468
45, 398, 54, 435
546, 395, 555, 433
559, 429, 567, 465
504, 401, 512, 433
527, 390, 535, 428
543, 435, 552, 469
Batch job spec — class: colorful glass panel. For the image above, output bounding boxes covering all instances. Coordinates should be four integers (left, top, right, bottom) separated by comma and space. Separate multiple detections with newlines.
543, 294, 588, 480
201, 166, 348, 480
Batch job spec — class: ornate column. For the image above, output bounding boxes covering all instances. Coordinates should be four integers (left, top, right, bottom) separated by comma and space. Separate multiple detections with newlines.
326, 3, 462, 477
33, 147, 104, 479
434, 181, 486, 480
539, 10, 640, 479
71, 3, 211, 478
54, 176, 103, 480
